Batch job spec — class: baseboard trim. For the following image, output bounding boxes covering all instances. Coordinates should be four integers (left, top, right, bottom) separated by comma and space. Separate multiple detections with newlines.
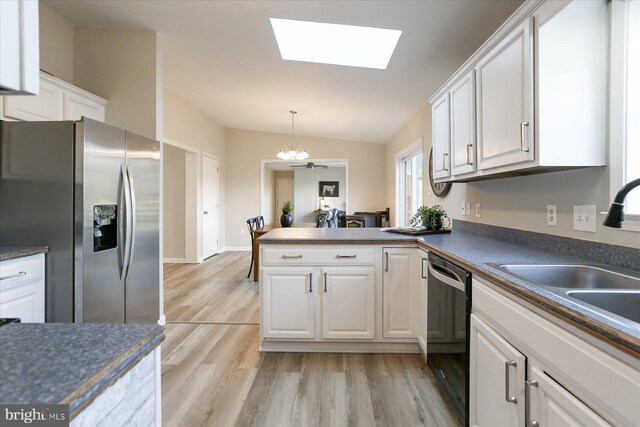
157, 314, 166, 326
163, 258, 186, 263
259, 340, 421, 353
221, 246, 252, 252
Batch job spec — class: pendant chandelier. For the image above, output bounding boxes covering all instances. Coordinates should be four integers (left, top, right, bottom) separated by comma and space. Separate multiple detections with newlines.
276, 110, 309, 160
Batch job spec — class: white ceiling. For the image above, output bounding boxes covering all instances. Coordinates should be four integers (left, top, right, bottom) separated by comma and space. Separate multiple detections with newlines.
45, 0, 522, 144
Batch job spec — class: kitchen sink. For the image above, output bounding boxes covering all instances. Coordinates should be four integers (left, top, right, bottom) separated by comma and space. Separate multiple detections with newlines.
488, 263, 640, 328
493, 264, 640, 290
567, 291, 640, 324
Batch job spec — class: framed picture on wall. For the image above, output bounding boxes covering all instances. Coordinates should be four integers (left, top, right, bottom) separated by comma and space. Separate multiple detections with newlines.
319, 181, 339, 197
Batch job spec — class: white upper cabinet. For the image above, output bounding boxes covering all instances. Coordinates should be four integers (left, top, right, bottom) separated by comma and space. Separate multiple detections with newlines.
431, 93, 450, 179
450, 70, 477, 176
476, 18, 533, 171
2, 72, 106, 122
0, 0, 39, 95
429, 0, 607, 182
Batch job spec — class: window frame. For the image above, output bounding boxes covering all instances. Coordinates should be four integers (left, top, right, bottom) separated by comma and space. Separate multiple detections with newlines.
610, 0, 640, 232
395, 138, 424, 227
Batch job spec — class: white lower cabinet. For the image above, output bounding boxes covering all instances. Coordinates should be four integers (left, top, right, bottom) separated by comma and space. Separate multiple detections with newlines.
382, 247, 419, 339
472, 278, 639, 426
417, 250, 428, 354
470, 313, 526, 427
262, 267, 317, 339
528, 365, 610, 427
0, 253, 45, 322
321, 267, 375, 340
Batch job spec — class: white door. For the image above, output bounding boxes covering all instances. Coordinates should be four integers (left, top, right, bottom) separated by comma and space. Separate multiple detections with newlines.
470, 314, 526, 427
321, 267, 375, 340
202, 155, 219, 259
382, 248, 418, 338
432, 93, 451, 179
476, 18, 534, 171
275, 178, 294, 224
450, 70, 476, 176
417, 251, 428, 354
262, 267, 317, 339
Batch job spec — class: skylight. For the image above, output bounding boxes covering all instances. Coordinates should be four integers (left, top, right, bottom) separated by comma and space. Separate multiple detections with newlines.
269, 18, 402, 70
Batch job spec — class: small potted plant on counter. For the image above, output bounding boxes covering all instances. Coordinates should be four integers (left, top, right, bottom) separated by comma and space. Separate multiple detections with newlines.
410, 204, 448, 230
280, 200, 294, 227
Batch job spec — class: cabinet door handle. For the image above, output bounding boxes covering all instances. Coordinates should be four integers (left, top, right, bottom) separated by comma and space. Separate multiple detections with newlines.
421, 258, 427, 279
309, 272, 312, 293
324, 272, 327, 292
282, 255, 303, 259
505, 360, 518, 404
336, 255, 356, 259
466, 144, 473, 165
0, 271, 26, 281
442, 153, 448, 171
385, 252, 389, 272
520, 122, 530, 152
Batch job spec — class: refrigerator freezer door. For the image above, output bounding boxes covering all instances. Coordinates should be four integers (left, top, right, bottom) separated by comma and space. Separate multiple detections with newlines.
79, 119, 126, 323
124, 132, 160, 323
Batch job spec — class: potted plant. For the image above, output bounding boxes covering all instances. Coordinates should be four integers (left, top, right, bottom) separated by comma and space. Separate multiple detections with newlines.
280, 200, 294, 227
410, 204, 448, 230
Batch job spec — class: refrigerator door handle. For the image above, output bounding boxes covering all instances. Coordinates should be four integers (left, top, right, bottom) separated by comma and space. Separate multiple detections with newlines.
120, 164, 132, 280
124, 165, 137, 279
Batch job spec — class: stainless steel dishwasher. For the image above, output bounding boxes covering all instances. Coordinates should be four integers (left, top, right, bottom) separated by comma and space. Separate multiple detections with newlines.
427, 252, 472, 427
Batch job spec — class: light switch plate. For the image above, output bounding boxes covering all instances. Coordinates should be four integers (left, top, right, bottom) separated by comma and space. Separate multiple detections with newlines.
465, 202, 471, 216
475, 203, 482, 217
547, 205, 558, 226
573, 205, 596, 232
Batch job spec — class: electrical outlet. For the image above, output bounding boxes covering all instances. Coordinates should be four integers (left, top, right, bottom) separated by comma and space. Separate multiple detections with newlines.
573, 205, 596, 232
465, 202, 471, 216
461, 202, 467, 216
547, 205, 558, 226
475, 203, 482, 217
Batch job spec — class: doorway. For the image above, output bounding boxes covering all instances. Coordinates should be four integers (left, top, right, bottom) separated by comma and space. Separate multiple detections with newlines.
202, 155, 220, 259
276, 177, 294, 224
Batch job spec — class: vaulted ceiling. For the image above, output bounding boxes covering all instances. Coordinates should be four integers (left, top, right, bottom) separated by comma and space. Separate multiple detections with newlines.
46, 0, 522, 143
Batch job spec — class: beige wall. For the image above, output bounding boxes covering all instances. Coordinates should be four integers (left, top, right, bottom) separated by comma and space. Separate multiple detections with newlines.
295, 167, 347, 225
74, 27, 161, 140
39, 3, 74, 83
226, 128, 386, 248
163, 144, 186, 259
386, 107, 640, 249
164, 90, 227, 252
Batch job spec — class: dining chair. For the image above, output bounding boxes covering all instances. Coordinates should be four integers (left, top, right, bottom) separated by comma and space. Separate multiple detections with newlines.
328, 208, 338, 228
246, 217, 259, 279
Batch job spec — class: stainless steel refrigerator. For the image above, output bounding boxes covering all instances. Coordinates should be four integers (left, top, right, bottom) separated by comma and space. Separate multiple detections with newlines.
0, 118, 160, 323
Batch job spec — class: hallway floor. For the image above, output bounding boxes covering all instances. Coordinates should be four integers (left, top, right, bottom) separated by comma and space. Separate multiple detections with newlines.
161, 251, 459, 427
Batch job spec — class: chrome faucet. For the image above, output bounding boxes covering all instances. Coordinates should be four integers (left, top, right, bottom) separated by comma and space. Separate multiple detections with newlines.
603, 177, 640, 228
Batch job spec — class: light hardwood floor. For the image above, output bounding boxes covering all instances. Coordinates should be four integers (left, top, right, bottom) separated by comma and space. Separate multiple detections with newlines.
162, 251, 459, 427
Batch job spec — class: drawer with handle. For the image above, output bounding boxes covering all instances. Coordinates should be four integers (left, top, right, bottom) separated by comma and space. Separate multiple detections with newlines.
262, 246, 375, 266
0, 254, 44, 290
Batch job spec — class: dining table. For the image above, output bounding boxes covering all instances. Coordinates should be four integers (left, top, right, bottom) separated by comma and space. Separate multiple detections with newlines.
252, 223, 276, 282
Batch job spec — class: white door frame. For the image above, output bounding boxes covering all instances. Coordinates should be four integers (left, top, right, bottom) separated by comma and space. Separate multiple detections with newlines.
202, 153, 220, 260
163, 139, 200, 263
260, 159, 350, 222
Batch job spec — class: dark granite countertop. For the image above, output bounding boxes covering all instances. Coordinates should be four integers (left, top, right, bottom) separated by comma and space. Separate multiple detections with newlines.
258, 225, 640, 356
0, 323, 164, 416
257, 227, 418, 244
0, 246, 48, 261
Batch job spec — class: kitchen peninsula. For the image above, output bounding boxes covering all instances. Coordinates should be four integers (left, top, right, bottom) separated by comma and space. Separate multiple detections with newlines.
258, 223, 640, 426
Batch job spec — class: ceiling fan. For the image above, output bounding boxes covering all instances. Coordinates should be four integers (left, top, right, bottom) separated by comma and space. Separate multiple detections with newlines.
290, 162, 328, 169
